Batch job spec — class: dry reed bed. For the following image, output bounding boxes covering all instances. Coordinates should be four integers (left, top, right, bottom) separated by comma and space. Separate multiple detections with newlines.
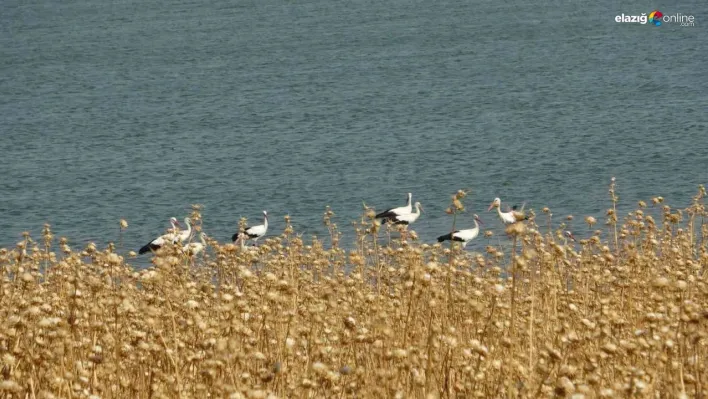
1, 184, 707, 399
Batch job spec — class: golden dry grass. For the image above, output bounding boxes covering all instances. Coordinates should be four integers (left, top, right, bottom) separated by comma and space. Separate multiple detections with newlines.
1, 184, 707, 398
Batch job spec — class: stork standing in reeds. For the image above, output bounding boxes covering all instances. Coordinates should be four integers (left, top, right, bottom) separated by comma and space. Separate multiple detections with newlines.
183, 232, 208, 257
375, 192, 413, 222
488, 197, 528, 225
387, 202, 424, 226
437, 214, 484, 248
138, 217, 192, 254
232, 211, 268, 246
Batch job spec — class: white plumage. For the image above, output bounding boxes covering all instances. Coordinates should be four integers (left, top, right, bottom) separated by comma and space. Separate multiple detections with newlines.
563, 230, 576, 242
375, 192, 413, 221
388, 202, 424, 225
232, 211, 268, 245
176, 217, 193, 243
437, 214, 483, 248
488, 197, 528, 225
138, 217, 192, 255
182, 232, 208, 257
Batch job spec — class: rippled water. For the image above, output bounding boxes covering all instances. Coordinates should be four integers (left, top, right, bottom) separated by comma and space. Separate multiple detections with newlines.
1, 0, 707, 265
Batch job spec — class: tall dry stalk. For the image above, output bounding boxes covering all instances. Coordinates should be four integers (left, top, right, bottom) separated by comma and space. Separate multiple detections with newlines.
0, 188, 706, 398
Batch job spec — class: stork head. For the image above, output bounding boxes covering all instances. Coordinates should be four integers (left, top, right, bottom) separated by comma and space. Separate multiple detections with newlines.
564, 231, 576, 242
414, 202, 424, 213
263, 210, 268, 218
170, 217, 180, 227
487, 198, 501, 211
474, 214, 484, 226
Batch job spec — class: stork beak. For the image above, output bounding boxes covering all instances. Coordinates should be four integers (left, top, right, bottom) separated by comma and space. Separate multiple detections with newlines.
174, 220, 181, 227
419, 205, 425, 213
487, 202, 494, 212
477, 217, 484, 226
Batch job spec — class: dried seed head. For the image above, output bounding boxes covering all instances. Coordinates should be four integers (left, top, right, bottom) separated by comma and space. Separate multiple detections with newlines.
505, 222, 526, 236
653, 277, 669, 287
344, 317, 356, 330
0, 380, 22, 392
312, 362, 328, 373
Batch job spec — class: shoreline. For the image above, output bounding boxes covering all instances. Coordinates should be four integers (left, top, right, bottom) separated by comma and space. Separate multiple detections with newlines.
1, 186, 706, 397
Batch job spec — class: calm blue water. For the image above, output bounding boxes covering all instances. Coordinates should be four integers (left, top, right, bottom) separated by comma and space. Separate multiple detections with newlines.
1, 0, 707, 265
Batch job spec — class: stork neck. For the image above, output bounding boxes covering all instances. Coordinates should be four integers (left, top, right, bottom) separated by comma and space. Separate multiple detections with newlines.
263, 215, 269, 230
184, 218, 192, 235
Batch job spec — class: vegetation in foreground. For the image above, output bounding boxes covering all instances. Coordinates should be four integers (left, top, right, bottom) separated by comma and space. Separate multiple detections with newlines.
1, 182, 707, 399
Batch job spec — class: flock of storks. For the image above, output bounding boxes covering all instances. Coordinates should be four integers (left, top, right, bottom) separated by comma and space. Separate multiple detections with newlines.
138, 193, 531, 256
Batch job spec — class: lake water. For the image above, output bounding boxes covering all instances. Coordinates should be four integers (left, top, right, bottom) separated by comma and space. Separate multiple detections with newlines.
1, 0, 707, 266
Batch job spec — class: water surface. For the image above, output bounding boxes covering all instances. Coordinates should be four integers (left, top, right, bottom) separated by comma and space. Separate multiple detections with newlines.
1, 0, 706, 265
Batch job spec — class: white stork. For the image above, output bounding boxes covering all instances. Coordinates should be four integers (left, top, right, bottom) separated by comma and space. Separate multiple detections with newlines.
437, 214, 483, 248
488, 198, 528, 225
167, 217, 179, 231
386, 202, 424, 226
182, 232, 208, 257
232, 211, 268, 245
138, 217, 192, 255
175, 217, 193, 243
375, 192, 413, 221
563, 231, 576, 242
